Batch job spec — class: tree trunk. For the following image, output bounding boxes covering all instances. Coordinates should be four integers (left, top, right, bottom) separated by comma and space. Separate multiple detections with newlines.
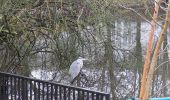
139, 0, 162, 99
162, 33, 168, 96
143, 1, 170, 99
105, 22, 116, 99
134, 20, 142, 97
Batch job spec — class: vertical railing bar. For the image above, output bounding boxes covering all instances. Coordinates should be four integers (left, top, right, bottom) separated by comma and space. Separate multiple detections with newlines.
86, 92, 88, 100
51, 84, 53, 100
100, 94, 104, 100
47, 83, 49, 100
105, 93, 110, 100
96, 93, 99, 100
2, 74, 5, 100
38, 82, 40, 100
85, 92, 87, 100
59, 86, 62, 100
22, 78, 25, 100
25, 79, 28, 100
63, 86, 66, 100
34, 81, 37, 100
42, 82, 45, 100
0, 75, 2, 100
14, 77, 17, 100
10, 76, 13, 100
78, 90, 80, 100
92, 93, 94, 100
22, 79, 25, 100
18, 78, 21, 99
55, 85, 58, 100
6, 76, 9, 99
68, 87, 70, 100
30, 80, 32, 100
73, 89, 75, 100
3, 75, 8, 100
1, 75, 3, 100
82, 91, 84, 100
2, 74, 4, 100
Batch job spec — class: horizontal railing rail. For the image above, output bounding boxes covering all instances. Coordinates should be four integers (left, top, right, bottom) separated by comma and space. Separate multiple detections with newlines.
0, 72, 110, 100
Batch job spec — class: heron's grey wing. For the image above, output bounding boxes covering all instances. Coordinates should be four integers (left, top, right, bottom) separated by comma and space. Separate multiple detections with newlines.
69, 60, 81, 80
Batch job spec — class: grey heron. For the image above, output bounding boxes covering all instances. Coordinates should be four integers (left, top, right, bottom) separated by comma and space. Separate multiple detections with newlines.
69, 57, 87, 84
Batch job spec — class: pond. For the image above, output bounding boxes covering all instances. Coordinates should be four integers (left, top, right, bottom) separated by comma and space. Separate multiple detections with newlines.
30, 19, 170, 99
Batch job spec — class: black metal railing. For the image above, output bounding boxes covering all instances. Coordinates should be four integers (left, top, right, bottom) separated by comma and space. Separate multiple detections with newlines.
0, 72, 110, 100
